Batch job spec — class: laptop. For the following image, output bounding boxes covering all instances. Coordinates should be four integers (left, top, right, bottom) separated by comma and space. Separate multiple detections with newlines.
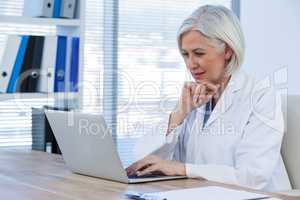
45, 110, 186, 183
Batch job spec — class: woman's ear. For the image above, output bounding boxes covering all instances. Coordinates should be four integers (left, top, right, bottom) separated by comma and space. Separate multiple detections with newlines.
224, 44, 233, 60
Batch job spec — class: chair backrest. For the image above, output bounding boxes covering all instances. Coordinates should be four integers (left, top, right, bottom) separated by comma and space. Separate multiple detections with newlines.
281, 95, 300, 189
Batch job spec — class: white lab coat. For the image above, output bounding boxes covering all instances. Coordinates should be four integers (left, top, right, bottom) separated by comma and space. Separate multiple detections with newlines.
151, 69, 291, 192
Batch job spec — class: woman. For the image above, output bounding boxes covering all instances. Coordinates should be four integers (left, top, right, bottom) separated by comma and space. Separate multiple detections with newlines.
126, 5, 291, 192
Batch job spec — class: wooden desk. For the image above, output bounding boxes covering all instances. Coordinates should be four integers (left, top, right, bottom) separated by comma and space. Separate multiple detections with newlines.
0, 150, 298, 200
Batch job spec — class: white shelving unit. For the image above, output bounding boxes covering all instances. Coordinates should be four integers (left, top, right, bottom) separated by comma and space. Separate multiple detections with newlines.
0, 0, 85, 108
0, 92, 79, 101
0, 15, 80, 27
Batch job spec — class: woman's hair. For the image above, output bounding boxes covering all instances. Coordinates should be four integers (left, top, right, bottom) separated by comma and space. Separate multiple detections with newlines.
177, 5, 245, 75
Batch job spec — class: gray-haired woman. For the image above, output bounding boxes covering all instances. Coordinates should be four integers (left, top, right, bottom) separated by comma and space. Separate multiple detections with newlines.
126, 5, 291, 192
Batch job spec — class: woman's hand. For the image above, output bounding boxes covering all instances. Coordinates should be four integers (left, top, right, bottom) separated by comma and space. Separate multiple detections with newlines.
126, 155, 186, 177
179, 81, 219, 116
167, 81, 219, 133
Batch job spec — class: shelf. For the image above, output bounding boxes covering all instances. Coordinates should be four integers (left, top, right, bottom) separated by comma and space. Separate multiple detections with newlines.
0, 92, 79, 101
0, 15, 80, 27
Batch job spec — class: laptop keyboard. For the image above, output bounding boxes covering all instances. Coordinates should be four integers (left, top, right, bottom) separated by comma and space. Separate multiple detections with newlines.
128, 173, 165, 179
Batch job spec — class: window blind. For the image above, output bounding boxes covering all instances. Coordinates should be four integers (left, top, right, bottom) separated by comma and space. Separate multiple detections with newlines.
82, 0, 104, 113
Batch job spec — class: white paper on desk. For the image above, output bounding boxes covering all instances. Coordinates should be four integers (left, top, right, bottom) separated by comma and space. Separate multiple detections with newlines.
146, 186, 274, 200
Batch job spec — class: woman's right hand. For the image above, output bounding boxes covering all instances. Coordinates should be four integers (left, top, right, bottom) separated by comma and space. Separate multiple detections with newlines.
168, 81, 219, 132
179, 81, 220, 115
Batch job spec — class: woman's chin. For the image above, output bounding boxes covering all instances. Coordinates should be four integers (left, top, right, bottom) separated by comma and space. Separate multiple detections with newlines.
193, 76, 209, 83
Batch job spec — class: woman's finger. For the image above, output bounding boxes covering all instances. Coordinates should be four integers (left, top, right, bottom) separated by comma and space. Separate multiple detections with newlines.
193, 84, 205, 106
126, 163, 139, 175
137, 164, 160, 176
196, 85, 215, 106
184, 82, 197, 98
203, 82, 220, 95
127, 155, 160, 174
197, 94, 213, 107
195, 84, 208, 106
132, 161, 150, 173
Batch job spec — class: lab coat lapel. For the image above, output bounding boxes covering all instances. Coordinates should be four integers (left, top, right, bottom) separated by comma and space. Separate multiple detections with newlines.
204, 70, 244, 128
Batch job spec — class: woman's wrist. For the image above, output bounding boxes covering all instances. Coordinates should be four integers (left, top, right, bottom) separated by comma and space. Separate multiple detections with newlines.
167, 110, 186, 134
176, 162, 186, 176
173, 108, 188, 123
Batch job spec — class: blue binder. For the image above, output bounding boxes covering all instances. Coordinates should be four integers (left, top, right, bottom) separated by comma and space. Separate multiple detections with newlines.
7, 36, 29, 93
69, 37, 79, 92
54, 36, 67, 92
53, 0, 62, 18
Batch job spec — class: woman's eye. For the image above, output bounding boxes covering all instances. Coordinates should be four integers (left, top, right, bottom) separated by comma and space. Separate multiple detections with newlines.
181, 53, 188, 57
195, 52, 205, 56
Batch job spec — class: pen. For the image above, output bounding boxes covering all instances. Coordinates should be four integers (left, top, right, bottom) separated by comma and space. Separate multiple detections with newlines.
125, 192, 144, 200
243, 197, 271, 200
125, 191, 167, 200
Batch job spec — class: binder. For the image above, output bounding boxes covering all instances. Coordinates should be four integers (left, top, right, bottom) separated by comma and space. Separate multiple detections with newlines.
54, 36, 67, 92
64, 36, 72, 92
53, 0, 62, 18
17, 36, 35, 92
17, 36, 44, 92
60, 0, 77, 19
0, 35, 21, 93
23, 0, 54, 18
69, 37, 79, 92
27, 36, 45, 92
38, 36, 58, 93
7, 36, 29, 93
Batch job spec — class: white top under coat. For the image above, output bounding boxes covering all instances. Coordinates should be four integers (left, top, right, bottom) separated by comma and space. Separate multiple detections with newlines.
151, 69, 291, 192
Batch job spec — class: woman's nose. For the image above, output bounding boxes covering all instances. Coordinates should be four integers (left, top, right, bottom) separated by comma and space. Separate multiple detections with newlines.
186, 56, 198, 70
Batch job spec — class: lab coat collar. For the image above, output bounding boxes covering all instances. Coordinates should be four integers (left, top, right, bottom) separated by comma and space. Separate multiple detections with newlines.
203, 69, 245, 128
228, 69, 245, 93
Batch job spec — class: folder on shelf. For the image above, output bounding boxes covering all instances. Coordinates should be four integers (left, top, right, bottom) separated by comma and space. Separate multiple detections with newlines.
60, 0, 77, 19
17, 36, 36, 92
0, 35, 21, 93
69, 37, 79, 92
64, 36, 72, 92
23, 0, 54, 18
7, 36, 29, 93
27, 36, 45, 92
38, 36, 57, 93
17, 36, 45, 92
54, 36, 67, 92
53, 0, 62, 18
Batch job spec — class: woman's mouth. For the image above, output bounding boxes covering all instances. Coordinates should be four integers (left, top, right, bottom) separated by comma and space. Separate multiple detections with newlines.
192, 72, 205, 80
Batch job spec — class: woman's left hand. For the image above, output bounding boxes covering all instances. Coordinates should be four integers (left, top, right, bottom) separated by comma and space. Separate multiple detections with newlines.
126, 155, 186, 177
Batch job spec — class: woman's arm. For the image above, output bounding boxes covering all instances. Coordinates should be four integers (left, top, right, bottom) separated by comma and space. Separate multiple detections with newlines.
153, 81, 218, 160
184, 88, 285, 190
127, 82, 219, 176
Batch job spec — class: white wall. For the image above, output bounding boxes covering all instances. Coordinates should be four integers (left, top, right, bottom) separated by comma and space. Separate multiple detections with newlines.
240, 0, 300, 94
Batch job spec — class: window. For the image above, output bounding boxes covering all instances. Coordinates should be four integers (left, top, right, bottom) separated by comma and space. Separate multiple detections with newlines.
85, 0, 234, 166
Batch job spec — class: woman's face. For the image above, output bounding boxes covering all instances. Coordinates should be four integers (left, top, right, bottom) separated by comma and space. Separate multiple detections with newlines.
180, 30, 232, 84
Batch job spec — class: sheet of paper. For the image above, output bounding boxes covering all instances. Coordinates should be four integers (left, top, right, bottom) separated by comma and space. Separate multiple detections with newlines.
145, 186, 276, 200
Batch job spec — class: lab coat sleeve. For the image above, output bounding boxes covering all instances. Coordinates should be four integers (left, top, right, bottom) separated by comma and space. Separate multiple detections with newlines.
151, 114, 188, 160
185, 88, 284, 190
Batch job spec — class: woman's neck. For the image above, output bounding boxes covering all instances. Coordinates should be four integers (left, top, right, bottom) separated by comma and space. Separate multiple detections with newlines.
212, 75, 231, 106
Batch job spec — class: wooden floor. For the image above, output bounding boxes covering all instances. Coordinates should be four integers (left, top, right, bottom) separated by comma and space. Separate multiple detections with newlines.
0, 150, 298, 200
